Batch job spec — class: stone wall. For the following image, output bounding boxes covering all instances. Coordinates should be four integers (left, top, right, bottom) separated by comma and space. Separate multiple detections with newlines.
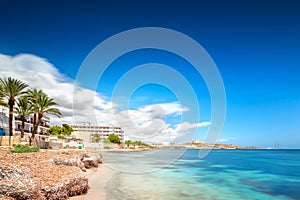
0, 136, 21, 146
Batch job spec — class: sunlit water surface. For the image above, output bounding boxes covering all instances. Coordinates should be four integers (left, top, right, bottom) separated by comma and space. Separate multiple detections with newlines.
99, 149, 300, 200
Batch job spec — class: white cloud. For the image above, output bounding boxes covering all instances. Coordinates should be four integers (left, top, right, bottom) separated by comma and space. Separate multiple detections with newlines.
139, 102, 188, 117
0, 53, 210, 143
0, 53, 113, 125
218, 137, 237, 143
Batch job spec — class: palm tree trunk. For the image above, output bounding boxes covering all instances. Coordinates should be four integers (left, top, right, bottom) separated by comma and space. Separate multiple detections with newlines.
33, 113, 43, 147
32, 113, 37, 136
32, 121, 38, 146
30, 114, 38, 146
32, 113, 39, 140
37, 113, 43, 134
21, 117, 25, 138
8, 99, 14, 146
33, 119, 38, 139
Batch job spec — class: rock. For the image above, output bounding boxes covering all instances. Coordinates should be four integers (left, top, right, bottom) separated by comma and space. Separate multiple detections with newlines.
0, 150, 91, 200
78, 161, 86, 172
49, 157, 89, 172
49, 157, 81, 167
82, 157, 99, 169
92, 153, 103, 163
86, 152, 102, 163
0, 165, 42, 199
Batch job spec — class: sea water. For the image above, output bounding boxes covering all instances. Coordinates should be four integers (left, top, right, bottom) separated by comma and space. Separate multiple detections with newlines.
100, 149, 300, 200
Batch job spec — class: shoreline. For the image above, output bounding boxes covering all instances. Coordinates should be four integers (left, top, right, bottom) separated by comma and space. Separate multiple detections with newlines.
70, 164, 114, 200
0, 147, 289, 199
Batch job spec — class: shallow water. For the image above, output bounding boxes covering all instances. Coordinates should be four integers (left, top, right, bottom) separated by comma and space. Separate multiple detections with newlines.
100, 149, 300, 200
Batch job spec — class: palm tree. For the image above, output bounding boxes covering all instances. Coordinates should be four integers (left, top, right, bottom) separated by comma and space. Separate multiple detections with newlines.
0, 84, 6, 106
0, 77, 28, 142
15, 97, 34, 138
125, 140, 132, 147
27, 89, 46, 136
0, 87, 8, 106
28, 90, 61, 140
0, 99, 7, 106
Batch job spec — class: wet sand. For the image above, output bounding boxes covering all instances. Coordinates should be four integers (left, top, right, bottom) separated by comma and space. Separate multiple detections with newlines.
70, 164, 114, 200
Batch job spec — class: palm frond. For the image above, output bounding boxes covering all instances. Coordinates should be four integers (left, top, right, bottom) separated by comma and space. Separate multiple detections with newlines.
27, 88, 61, 117
15, 97, 34, 118
0, 77, 28, 101
44, 108, 61, 117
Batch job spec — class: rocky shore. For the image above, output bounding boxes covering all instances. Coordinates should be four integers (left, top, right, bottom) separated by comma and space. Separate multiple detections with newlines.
0, 149, 101, 200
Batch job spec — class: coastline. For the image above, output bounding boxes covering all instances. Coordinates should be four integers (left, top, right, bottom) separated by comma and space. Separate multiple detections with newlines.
1, 148, 294, 200
70, 164, 114, 200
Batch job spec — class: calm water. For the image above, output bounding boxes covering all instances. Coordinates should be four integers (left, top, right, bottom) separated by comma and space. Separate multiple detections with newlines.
100, 149, 300, 200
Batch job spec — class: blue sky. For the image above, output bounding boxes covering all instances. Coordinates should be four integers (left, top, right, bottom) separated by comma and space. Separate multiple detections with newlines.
0, 0, 299, 148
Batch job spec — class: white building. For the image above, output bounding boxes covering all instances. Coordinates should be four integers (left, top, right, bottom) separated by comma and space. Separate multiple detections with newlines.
0, 106, 8, 136
0, 105, 50, 137
71, 124, 124, 142
14, 115, 50, 137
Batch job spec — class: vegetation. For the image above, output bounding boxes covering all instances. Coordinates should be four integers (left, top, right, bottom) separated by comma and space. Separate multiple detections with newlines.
125, 139, 132, 147
125, 140, 150, 147
0, 77, 28, 144
0, 91, 7, 106
0, 76, 61, 145
107, 134, 121, 144
11, 144, 40, 153
27, 89, 61, 140
26, 89, 46, 139
91, 133, 101, 143
103, 138, 111, 144
47, 124, 73, 139
15, 97, 34, 138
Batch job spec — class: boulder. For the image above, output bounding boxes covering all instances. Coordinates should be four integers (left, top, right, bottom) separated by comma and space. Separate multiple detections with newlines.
49, 157, 88, 172
82, 157, 99, 169
84, 152, 102, 163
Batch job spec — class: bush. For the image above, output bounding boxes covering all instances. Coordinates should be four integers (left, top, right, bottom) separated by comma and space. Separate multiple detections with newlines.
107, 134, 121, 144
92, 133, 101, 143
11, 144, 40, 153
47, 124, 73, 139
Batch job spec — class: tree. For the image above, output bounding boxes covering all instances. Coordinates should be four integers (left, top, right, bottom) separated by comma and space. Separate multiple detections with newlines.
15, 97, 34, 138
47, 124, 72, 139
0, 85, 8, 106
92, 133, 101, 143
125, 140, 132, 147
107, 134, 120, 144
27, 89, 61, 140
26, 89, 46, 137
0, 77, 28, 144
61, 124, 73, 135
47, 126, 62, 137
128, 140, 149, 147
0, 99, 7, 106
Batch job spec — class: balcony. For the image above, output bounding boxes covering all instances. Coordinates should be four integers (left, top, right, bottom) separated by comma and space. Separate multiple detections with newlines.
15, 128, 32, 133
39, 122, 50, 128
14, 116, 23, 121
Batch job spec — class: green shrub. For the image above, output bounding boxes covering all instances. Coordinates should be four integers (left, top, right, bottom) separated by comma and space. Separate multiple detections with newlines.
107, 134, 121, 144
47, 124, 73, 139
11, 144, 40, 153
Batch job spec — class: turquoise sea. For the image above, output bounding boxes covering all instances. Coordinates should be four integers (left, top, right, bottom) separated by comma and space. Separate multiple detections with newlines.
101, 149, 300, 200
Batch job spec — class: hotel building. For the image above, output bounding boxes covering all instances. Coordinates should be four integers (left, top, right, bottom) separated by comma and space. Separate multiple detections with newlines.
14, 115, 50, 137
71, 124, 124, 142
0, 106, 50, 137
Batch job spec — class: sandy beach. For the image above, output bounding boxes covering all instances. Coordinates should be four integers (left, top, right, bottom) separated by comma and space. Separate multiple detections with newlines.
70, 164, 114, 200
